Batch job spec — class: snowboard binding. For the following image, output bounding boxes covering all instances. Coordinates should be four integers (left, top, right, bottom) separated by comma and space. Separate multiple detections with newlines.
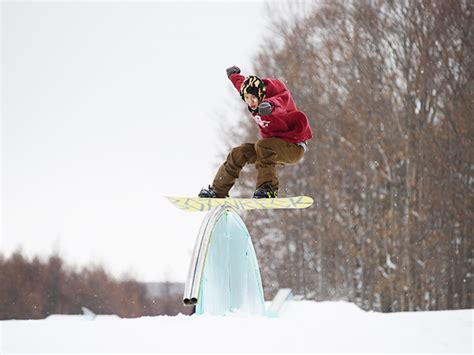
253, 182, 278, 199
198, 185, 218, 198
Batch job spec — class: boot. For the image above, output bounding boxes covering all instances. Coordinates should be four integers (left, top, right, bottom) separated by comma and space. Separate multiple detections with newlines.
253, 182, 278, 199
198, 185, 218, 198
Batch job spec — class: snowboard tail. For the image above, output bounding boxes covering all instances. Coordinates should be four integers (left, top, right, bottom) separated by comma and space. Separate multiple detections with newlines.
166, 196, 313, 212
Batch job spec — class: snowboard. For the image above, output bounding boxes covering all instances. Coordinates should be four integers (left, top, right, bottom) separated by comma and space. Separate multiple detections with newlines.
165, 196, 313, 212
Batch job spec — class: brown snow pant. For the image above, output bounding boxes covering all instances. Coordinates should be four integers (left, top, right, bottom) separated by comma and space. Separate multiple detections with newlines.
212, 137, 305, 197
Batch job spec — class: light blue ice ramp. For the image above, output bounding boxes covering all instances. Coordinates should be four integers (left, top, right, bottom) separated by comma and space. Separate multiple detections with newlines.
183, 206, 266, 316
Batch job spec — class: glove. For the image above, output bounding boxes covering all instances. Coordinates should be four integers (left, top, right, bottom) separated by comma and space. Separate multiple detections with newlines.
226, 66, 241, 78
258, 101, 273, 116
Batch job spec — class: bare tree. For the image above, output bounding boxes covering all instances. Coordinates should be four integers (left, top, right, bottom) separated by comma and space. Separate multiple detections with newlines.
224, 0, 472, 311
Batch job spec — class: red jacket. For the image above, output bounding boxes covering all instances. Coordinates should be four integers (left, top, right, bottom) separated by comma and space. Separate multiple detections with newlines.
230, 73, 313, 144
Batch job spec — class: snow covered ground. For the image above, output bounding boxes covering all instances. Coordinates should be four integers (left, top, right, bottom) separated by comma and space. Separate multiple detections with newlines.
1, 301, 472, 353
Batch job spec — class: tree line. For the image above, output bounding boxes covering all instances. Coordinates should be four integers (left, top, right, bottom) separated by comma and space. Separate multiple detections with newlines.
0, 251, 191, 319
224, 0, 472, 312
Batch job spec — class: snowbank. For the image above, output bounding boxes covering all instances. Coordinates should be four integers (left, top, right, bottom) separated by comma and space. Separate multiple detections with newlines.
1, 301, 472, 353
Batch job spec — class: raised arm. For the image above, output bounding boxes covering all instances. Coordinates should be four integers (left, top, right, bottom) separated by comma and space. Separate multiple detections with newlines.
226, 66, 245, 93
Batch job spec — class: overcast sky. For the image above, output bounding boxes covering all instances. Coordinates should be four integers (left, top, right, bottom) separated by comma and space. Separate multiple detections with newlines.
2, 1, 270, 282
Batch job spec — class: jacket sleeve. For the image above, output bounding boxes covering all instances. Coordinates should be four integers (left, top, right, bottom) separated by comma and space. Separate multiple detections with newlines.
278, 111, 313, 143
264, 80, 293, 115
289, 112, 312, 141
229, 73, 245, 94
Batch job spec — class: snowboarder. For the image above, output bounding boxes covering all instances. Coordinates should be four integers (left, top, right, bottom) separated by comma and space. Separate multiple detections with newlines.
199, 66, 313, 199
